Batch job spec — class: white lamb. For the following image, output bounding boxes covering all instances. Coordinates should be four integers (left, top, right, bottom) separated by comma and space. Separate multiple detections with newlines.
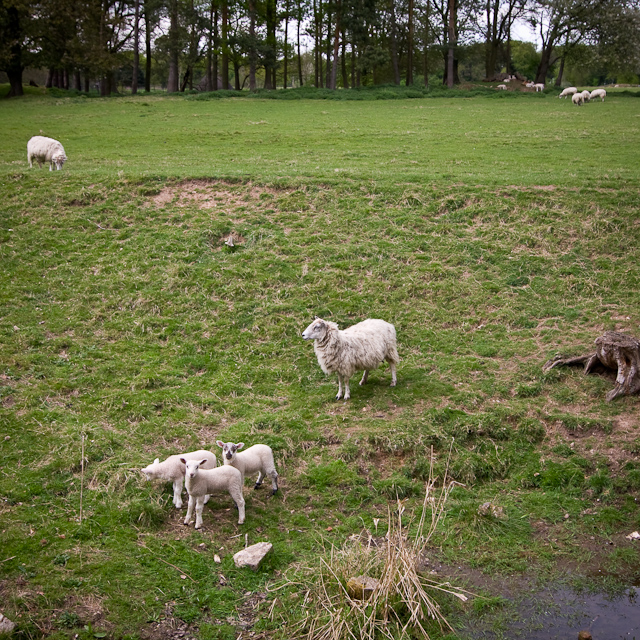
141, 450, 216, 509
525, 82, 535, 88
558, 87, 577, 98
302, 317, 399, 400
534, 83, 545, 92
590, 88, 606, 102
182, 458, 245, 528
580, 90, 591, 102
572, 92, 584, 106
216, 441, 279, 494
27, 136, 67, 171
496, 84, 507, 91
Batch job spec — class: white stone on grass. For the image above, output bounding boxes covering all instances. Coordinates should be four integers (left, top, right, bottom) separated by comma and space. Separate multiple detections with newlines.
233, 542, 273, 570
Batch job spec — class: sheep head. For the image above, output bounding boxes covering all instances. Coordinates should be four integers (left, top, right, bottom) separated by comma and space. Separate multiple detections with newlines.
216, 440, 245, 463
302, 318, 329, 341
182, 458, 209, 478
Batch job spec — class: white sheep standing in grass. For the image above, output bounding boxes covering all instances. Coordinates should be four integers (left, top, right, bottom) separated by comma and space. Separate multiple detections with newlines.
216, 441, 279, 494
572, 92, 584, 106
558, 87, 577, 98
496, 84, 507, 91
590, 88, 606, 102
182, 458, 245, 528
302, 317, 399, 400
27, 136, 67, 171
534, 83, 545, 92
141, 450, 216, 508
580, 89, 591, 102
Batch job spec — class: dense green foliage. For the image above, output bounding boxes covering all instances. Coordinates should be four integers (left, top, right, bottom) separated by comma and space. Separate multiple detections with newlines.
1, 91, 640, 639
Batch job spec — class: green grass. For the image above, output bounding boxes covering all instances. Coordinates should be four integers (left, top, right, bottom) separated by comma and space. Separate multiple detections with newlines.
1, 89, 640, 639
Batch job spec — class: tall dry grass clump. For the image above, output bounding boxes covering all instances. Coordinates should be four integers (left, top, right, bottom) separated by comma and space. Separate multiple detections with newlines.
274, 448, 468, 640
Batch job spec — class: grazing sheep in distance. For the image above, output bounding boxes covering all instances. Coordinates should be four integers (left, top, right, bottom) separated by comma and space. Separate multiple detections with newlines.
525, 81, 535, 88
216, 441, 279, 494
558, 87, 578, 98
496, 84, 507, 91
302, 317, 399, 400
182, 459, 245, 528
580, 90, 591, 102
572, 92, 584, 106
590, 88, 606, 102
141, 450, 216, 508
27, 136, 67, 171
534, 83, 545, 92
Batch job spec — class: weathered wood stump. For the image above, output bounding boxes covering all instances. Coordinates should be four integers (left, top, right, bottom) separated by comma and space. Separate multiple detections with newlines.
543, 331, 640, 402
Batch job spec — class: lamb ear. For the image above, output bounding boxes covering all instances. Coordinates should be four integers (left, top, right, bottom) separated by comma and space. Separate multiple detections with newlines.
216, 440, 225, 448
236, 442, 245, 450
200, 459, 208, 466
153, 458, 159, 464
179, 457, 187, 465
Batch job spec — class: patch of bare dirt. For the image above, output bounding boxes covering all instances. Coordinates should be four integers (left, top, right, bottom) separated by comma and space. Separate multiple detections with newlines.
149, 180, 296, 212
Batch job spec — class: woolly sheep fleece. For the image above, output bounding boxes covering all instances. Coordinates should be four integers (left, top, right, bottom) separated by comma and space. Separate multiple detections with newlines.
27, 136, 67, 171
302, 317, 399, 399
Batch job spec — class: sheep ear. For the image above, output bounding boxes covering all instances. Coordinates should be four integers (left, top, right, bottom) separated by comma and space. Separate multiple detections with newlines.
153, 458, 159, 464
236, 442, 245, 450
179, 457, 187, 465
200, 459, 208, 466
216, 440, 224, 448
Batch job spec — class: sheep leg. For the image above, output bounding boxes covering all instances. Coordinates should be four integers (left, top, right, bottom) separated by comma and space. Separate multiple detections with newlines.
194, 496, 205, 529
336, 375, 344, 400
184, 495, 195, 526
254, 471, 264, 489
389, 362, 397, 387
172, 478, 184, 509
343, 377, 351, 400
204, 494, 211, 504
359, 370, 369, 386
229, 487, 245, 524
270, 470, 279, 494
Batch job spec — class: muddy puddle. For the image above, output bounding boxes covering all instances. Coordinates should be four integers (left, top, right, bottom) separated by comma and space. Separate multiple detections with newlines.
469, 586, 640, 639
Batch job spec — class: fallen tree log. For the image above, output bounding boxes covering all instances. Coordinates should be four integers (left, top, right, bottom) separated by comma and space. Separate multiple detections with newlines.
543, 331, 640, 402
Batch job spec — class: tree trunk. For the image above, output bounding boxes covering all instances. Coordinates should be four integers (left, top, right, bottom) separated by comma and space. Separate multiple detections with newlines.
234, 58, 241, 89
167, 0, 180, 92
74, 70, 82, 91
423, 0, 429, 87
447, 0, 455, 88
535, 44, 554, 84
132, 0, 140, 94
213, 4, 219, 89
46, 68, 53, 88
283, 0, 289, 88
313, 0, 319, 86
222, 0, 229, 89
5, 5, 24, 97
297, 4, 303, 85
555, 54, 565, 86
329, 0, 340, 89
84, 74, 90, 92
325, 3, 332, 88
341, 29, 348, 88
249, 0, 257, 90
406, 0, 414, 85
389, 0, 400, 85
207, 1, 214, 90
543, 332, 640, 402
144, 0, 152, 91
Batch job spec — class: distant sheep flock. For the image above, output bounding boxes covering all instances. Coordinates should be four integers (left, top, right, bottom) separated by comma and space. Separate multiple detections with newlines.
496, 80, 608, 106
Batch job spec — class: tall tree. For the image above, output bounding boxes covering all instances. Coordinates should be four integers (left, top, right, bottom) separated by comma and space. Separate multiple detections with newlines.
0, 0, 30, 96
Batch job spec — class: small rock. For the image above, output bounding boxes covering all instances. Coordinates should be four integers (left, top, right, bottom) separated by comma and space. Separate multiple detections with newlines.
233, 542, 272, 571
578, 631, 592, 640
346, 575, 379, 600
477, 502, 506, 519
0, 613, 15, 634
214, 554, 221, 563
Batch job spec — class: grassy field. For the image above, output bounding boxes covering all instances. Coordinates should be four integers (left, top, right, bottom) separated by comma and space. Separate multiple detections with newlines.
1, 88, 640, 640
